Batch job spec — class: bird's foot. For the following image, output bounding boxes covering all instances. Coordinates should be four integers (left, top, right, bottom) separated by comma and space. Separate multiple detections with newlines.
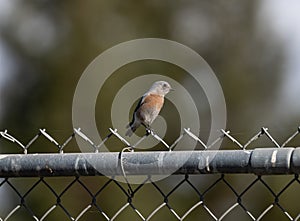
146, 127, 154, 136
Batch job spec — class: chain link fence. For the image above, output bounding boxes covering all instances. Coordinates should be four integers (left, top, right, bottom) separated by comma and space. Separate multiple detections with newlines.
0, 127, 300, 220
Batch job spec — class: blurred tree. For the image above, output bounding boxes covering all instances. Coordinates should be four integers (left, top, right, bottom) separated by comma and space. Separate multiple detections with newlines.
0, 0, 286, 220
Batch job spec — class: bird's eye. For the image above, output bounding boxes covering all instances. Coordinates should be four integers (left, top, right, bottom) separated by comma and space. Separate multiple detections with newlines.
163, 83, 168, 88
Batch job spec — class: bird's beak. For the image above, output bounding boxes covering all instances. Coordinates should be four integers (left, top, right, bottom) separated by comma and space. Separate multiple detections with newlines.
170, 88, 175, 92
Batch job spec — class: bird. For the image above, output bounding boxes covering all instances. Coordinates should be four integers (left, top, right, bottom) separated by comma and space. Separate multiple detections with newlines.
125, 81, 173, 137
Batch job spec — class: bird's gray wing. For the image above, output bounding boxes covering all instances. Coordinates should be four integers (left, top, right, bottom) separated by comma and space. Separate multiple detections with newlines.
128, 93, 148, 127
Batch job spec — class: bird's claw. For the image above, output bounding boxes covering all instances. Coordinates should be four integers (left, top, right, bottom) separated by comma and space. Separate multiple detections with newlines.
146, 128, 154, 136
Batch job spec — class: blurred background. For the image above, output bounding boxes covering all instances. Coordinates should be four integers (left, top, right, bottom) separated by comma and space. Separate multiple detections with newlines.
0, 0, 299, 220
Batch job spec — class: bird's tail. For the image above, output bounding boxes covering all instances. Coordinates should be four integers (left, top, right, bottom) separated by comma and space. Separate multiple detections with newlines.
125, 122, 139, 137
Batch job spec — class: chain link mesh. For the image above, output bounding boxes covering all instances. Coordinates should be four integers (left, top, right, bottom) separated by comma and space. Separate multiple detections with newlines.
0, 127, 300, 220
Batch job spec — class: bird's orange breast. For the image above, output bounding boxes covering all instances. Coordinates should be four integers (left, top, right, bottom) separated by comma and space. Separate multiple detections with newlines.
142, 94, 164, 111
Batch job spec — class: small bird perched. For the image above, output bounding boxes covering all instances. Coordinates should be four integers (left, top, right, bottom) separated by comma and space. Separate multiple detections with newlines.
126, 81, 173, 136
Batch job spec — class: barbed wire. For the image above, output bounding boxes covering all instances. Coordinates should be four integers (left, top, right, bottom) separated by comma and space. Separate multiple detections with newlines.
0, 127, 300, 220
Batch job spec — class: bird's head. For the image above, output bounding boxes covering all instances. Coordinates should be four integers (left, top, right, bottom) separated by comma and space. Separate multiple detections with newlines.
149, 81, 173, 96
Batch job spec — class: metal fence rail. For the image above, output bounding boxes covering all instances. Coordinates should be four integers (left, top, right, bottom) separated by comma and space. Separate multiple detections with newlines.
0, 127, 300, 220
0, 149, 300, 177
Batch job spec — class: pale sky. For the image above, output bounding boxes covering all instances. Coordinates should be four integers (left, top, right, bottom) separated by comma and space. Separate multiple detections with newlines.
257, 0, 300, 121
